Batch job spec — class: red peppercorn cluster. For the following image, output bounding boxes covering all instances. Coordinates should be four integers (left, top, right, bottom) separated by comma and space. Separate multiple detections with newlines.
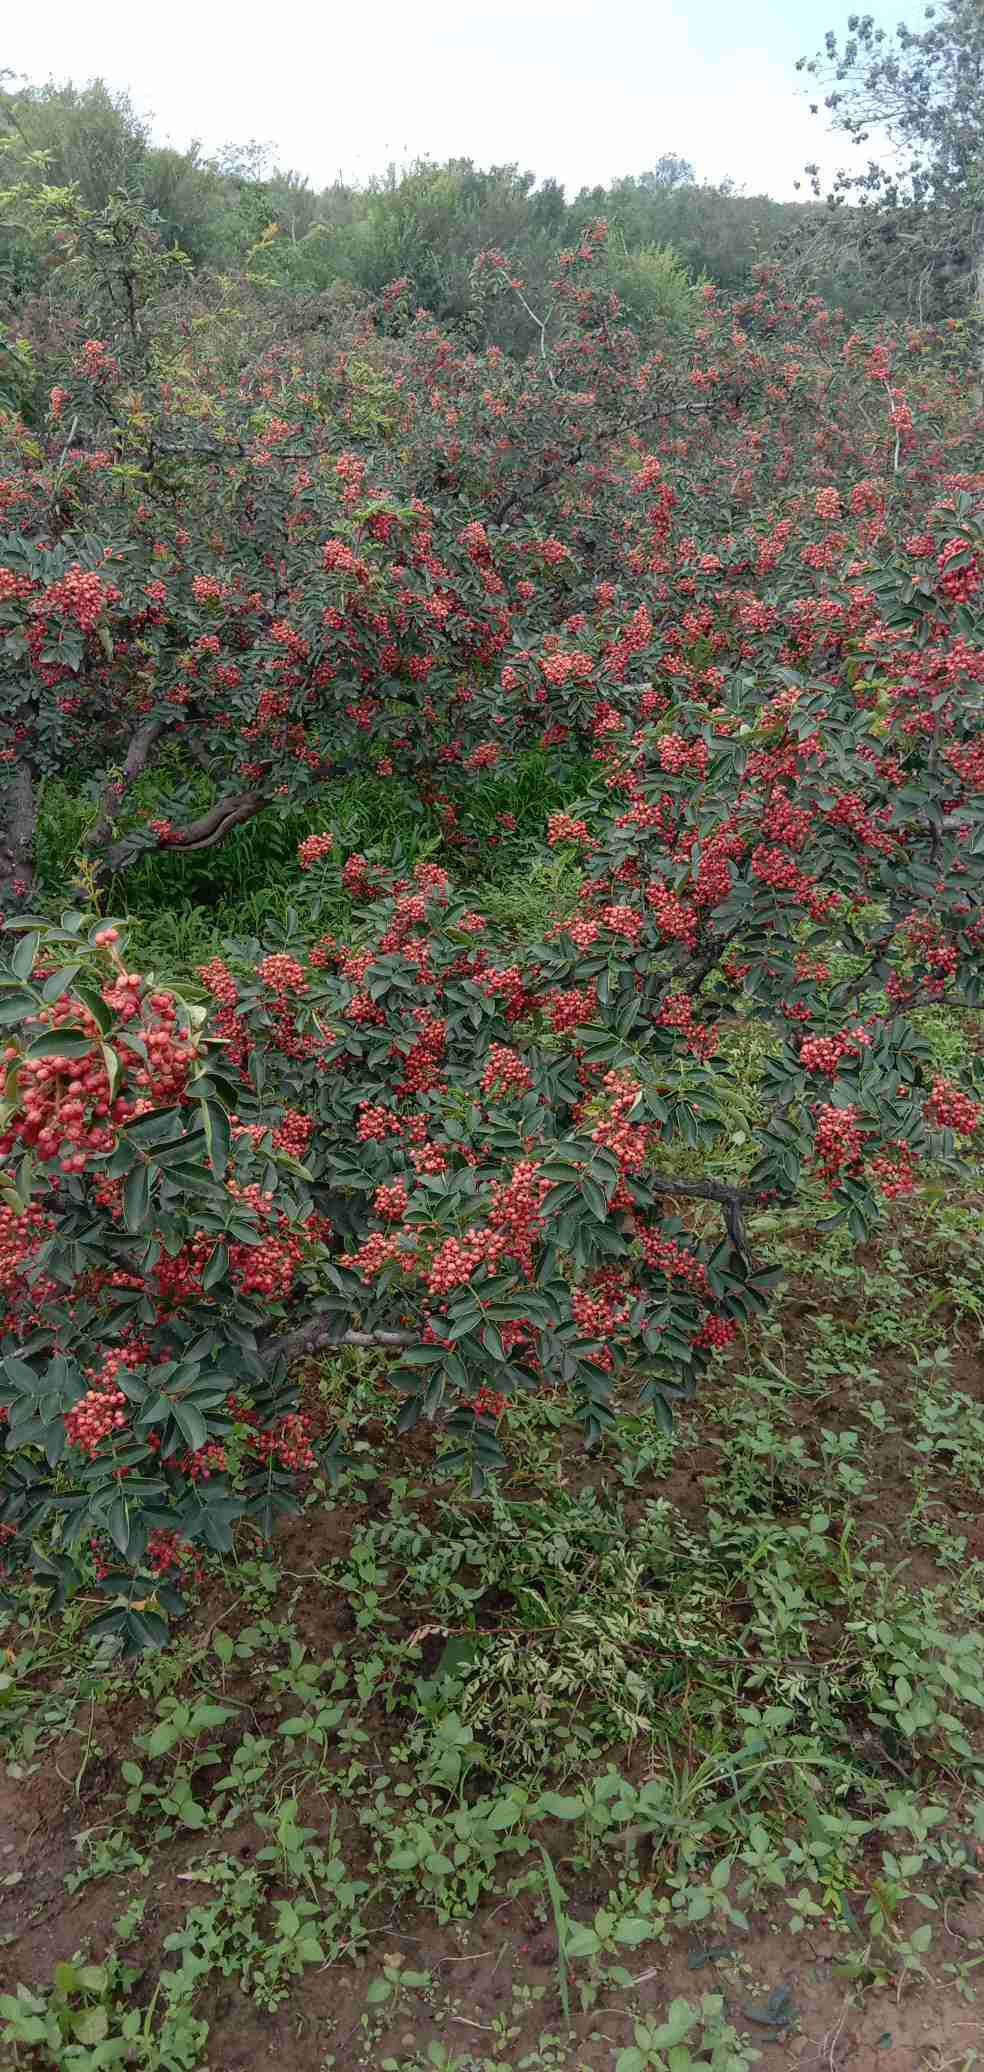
341, 1229, 415, 1280
409, 1138, 449, 1176
657, 994, 717, 1061
588, 1071, 650, 1174
136, 993, 195, 1104
825, 791, 896, 856
814, 486, 842, 520
572, 1286, 630, 1336
2, 1001, 117, 1172
486, 1160, 551, 1275
937, 537, 982, 603
658, 732, 708, 778
868, 1142, 919, 1198
257, 953, 307, 996
298, 832, 334, 868
374, 1180, 410, 1220
473, 1386, 507, 1420
426, 1230, 490, 1296
635, 1225, 709, 1295
34, 562, 120, 632
903, 913, 958, 980
357, 1102, 403, 1142
642, 882, 696, 948
477, 964, 533, 1022
176, 1439, 228, 1481
565, 916, 601, 950
799, 1024, 870, 1075
65, 1345, 142, 1456
346, 989, 387, 1028
0, 1201, 53, 1304
154, 1232, 214, 1310
341, 853, 376, 897
198, 957, 251, 1072
0, 567, 34, 605
229, 1228, 303, 1302
323, 538, 367, 575
692, 1314, 738, 1352
395, 1011, 447, 1096
192, 574, 225, 603
481, 1044, 533, 1098
273, 1108, 315, 1158
922, 1075, 981, 1137
1, 968, 200, 1175
146, 1529, 205, 1583
813, 1103, 866, 1189
547, 985, 597, 1034
412, 860, 452, 899
600, 904, 643, 945
75, 337, 120, 382
250, 1412, 316, 1473
946, 739, 984, 787
64, 1386, 127, 1456
199, 956, 238, 1006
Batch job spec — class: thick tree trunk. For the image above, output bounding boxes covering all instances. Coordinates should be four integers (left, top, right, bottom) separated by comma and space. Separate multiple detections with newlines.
975, 226, 984, 403
0, 762, 37, 912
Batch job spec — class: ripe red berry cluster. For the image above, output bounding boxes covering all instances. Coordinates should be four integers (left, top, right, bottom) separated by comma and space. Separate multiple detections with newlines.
298, 831, 334, 868
473, 1386, 507, 1420
481, 1044, 532, 1098
813, 1103, 866, 1190
923, 1075, 981, 1136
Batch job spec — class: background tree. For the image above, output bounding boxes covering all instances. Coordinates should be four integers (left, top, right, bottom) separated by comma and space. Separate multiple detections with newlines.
799, 1, 984, 345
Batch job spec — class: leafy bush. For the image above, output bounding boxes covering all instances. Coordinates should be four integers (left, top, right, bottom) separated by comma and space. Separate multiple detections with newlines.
603, 239, 698, 332
1, 200, 983, 1651
1, 213, 980, 914
2, 600, 982, 1642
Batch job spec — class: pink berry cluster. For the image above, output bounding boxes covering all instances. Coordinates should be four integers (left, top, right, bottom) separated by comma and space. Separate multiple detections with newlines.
298, 831, 334, 868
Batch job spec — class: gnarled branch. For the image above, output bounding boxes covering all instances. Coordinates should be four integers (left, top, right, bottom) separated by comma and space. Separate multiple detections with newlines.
100, 789, 268, 876
84, 717, 169, 873
263, 1317, 422, 1372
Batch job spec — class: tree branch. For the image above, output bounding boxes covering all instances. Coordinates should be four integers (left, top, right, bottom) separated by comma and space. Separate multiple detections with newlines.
84, 717, 168, 870
647, 1173, 766, 1208
686, 923, 743, 999
167, 793, 268, 851
100, 789, 268, 875
492, 263, 557, 387
490, 394, 736, 528
263, 1317, 422, 1371
645, 1170, 775, 1267
264, 1173, 772, 1375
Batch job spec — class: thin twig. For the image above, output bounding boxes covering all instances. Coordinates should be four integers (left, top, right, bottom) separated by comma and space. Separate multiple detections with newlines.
493, 263, 557, 387
53, 414, 79, 481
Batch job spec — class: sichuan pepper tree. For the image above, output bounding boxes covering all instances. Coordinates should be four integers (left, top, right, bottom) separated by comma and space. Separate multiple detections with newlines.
1, 483, 982, 1644
1, 218, 983, 1644
1, 229, 980, 907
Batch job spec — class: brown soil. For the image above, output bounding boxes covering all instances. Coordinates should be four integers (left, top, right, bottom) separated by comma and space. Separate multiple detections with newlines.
3, 1736, 982, 2072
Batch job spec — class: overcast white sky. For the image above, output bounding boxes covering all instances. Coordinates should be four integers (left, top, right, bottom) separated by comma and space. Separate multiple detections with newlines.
6, 0, 889, 199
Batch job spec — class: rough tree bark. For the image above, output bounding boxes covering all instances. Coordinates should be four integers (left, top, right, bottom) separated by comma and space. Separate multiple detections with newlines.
0, 762, 37, 910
